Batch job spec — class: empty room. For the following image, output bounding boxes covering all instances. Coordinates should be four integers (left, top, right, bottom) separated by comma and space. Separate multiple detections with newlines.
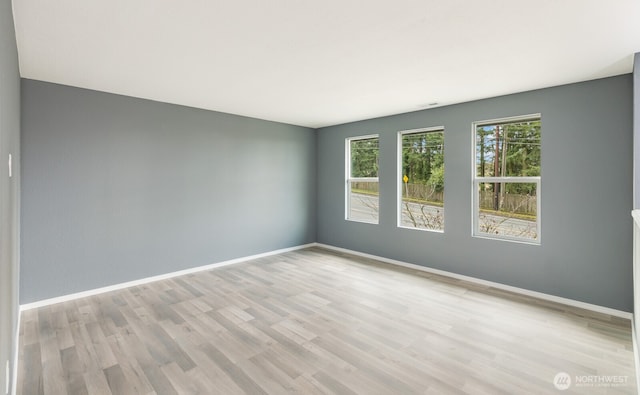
2, 0, 640, 394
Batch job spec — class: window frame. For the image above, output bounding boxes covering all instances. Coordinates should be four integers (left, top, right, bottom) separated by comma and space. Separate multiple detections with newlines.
345, 134, 380, 224
397, 126, 445, 232
472, 114, 541, 244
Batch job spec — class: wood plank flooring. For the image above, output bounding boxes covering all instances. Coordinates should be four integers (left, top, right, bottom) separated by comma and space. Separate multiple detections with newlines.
17, 247, 636, 394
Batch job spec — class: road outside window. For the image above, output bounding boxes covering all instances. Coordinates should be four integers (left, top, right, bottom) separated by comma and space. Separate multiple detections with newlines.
346, 135, 379, 224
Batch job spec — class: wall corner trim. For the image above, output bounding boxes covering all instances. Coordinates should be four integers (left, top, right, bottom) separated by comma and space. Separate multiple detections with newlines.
315, 243, 633, 320
632, 320, 640, 393
19, 243, 317, 311
631, 209, 640, 389
10, 312, 19, 395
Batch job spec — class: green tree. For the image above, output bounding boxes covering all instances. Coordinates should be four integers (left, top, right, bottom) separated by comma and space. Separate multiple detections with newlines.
402, 131, 444, 187
350, 138, 379, 177
476, 119, 541, 212
476, 120, 540, 194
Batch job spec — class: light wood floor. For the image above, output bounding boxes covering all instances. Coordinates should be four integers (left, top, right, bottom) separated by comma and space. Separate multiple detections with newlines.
17, 247, 636, 394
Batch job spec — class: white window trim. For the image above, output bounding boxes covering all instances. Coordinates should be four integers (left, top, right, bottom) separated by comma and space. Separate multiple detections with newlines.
397, 126, 445, 232
472, 114, 541, 244
346, 134, 379, 224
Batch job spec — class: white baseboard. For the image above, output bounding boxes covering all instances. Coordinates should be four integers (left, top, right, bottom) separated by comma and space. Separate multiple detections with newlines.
315, 243, 633, 320
20, 243, 316, 311
18, 240, 633, 318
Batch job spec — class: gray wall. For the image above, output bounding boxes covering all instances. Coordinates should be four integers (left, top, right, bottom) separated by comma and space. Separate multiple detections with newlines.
21, 79, 316, 303
0, 0, 21, 392
318, 75, 633, 312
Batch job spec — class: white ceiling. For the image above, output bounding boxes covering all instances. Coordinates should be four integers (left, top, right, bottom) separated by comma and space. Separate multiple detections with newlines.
12, 0, 640, 128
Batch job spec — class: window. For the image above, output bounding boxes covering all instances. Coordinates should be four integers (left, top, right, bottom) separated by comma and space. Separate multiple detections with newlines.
398, 127, 445, 231
473, 115, 541, 243
346, 135, 379, 223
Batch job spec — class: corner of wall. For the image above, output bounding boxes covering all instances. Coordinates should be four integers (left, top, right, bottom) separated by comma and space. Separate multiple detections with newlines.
633, 53, 640, 209
1, 0, 22, 393
632, 52, 640, 393
313, 127, 320, 243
